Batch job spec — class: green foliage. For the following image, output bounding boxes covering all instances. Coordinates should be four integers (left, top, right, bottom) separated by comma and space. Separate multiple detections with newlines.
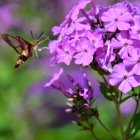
127, 112, 140, 138
99, 82, 119, 101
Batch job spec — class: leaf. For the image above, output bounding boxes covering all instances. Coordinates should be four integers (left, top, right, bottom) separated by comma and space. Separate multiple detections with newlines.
100, 82, 118, 101
128, 112, 140, 138
100, 82, 113, 101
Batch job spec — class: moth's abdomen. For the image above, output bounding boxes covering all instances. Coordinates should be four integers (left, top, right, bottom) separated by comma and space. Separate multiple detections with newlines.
14, 55, 28, 69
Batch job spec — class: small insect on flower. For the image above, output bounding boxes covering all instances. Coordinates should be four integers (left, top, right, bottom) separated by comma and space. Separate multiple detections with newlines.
1, 32, 48, 69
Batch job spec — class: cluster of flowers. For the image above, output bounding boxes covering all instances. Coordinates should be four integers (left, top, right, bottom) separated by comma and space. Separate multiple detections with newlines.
48, 0, 140, 93
46, 69, 98, 121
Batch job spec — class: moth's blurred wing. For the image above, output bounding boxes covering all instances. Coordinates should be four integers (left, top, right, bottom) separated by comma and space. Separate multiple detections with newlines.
1, 34, 23, 54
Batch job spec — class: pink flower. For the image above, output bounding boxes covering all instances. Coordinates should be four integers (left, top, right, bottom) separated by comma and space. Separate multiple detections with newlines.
56, 43, 75, 65
129, 15, 140, 40
111, 32, 133, 59
109, 63, 140, 93
45, 68, 64, 87
85, 30, 104, 48
101, 6, 133, 32
74, 37, 96, 66
123, 48, 140, 75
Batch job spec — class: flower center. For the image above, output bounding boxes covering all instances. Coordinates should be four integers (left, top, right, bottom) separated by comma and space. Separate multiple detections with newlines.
124, 43, 128, 47
84, 49, 88, 53
92, 39, 95, 44
115, 18, 118, 22
65, 51, 69, 55
123, 75, 128, 80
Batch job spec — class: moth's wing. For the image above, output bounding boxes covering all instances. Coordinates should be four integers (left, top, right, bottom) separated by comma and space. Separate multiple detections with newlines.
16, 36, 34, 54
1, 34, 23, 54
16, 36, 31, 48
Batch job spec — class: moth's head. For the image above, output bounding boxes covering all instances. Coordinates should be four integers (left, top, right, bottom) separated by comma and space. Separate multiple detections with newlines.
30, 31, 48, 47
30, 40, 38, 46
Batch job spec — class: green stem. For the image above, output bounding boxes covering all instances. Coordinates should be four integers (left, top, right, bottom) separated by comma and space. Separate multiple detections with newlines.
126, 94, 140, 139
120, 94, 138, 104
89, 127, 100, 140
100, 73, 124, 139
115, 102, 125, 140
86, 119, 100, 140
96, 117, 117, 140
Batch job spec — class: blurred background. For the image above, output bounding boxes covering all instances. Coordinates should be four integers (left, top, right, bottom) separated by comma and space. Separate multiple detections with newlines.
0, 0, 140, 140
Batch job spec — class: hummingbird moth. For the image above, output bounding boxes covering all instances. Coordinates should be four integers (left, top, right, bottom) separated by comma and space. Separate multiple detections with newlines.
1, 32, 48, 69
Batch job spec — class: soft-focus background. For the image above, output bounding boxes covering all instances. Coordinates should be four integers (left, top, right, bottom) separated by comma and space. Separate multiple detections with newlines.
0, 0, 140, 140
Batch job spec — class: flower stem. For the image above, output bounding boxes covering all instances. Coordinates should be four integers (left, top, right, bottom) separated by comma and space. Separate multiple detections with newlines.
86, 119, 100, 140
126, 94, 140, 139
89, 127, 100, 140
115, 102, 125, 140
96, 117, 117, 140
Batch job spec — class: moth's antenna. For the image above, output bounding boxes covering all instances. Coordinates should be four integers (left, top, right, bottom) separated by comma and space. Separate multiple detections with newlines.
43, 33, 51, 41
30, 30, 35, 40
37, 32, 44, 40
38, 36, 49, 45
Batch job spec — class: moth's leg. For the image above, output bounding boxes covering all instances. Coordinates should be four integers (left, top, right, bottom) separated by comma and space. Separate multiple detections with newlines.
38, 46, 48, 52
34, 45, 39, 58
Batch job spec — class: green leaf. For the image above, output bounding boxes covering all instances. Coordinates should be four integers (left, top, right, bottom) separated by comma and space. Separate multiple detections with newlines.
99, 82, 119, 101
99, 82, 114, 101
129, 112, 140, 138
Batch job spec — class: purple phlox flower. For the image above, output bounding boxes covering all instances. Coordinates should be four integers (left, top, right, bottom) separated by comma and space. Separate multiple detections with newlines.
52, 26, 62, 36
129, 15, 140, 40
68, 31, 85, 47
70, 0, 92, 21
45, 66, 95, 99
66, 73, 94, 100
67, 17, 91, 35
109, 63, 140, 93
50, 55, 58, 66
123, 47, 140, 75
82, 72, 94, 99
56, 43, 75, 65
66, 88, 74, 97
79, 88, 89, 100
45, 68, 64, 87
49, 1, 140, 71
67, 74, 82, 90
52, 24, 69, 38
101, 6, 133, 32
133, 39, 140, 49
95, 41, 115, 72
52, 0, 91, 36
45, 63, 100, 97
48, 40, 61, 54
64, 72, 97, 119
127, 1, 140, 13
111, 32, 134, 59
74, 37, 96, 66
130, 1, 140, 14
101, 41, 114, 72
85, 30, 104, 48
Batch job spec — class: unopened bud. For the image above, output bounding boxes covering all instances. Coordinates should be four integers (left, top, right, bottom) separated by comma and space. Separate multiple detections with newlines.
66, 102, 73, 107
65, 108, 72, 113
67, 98, 73, 101
72, 120, 81, 126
